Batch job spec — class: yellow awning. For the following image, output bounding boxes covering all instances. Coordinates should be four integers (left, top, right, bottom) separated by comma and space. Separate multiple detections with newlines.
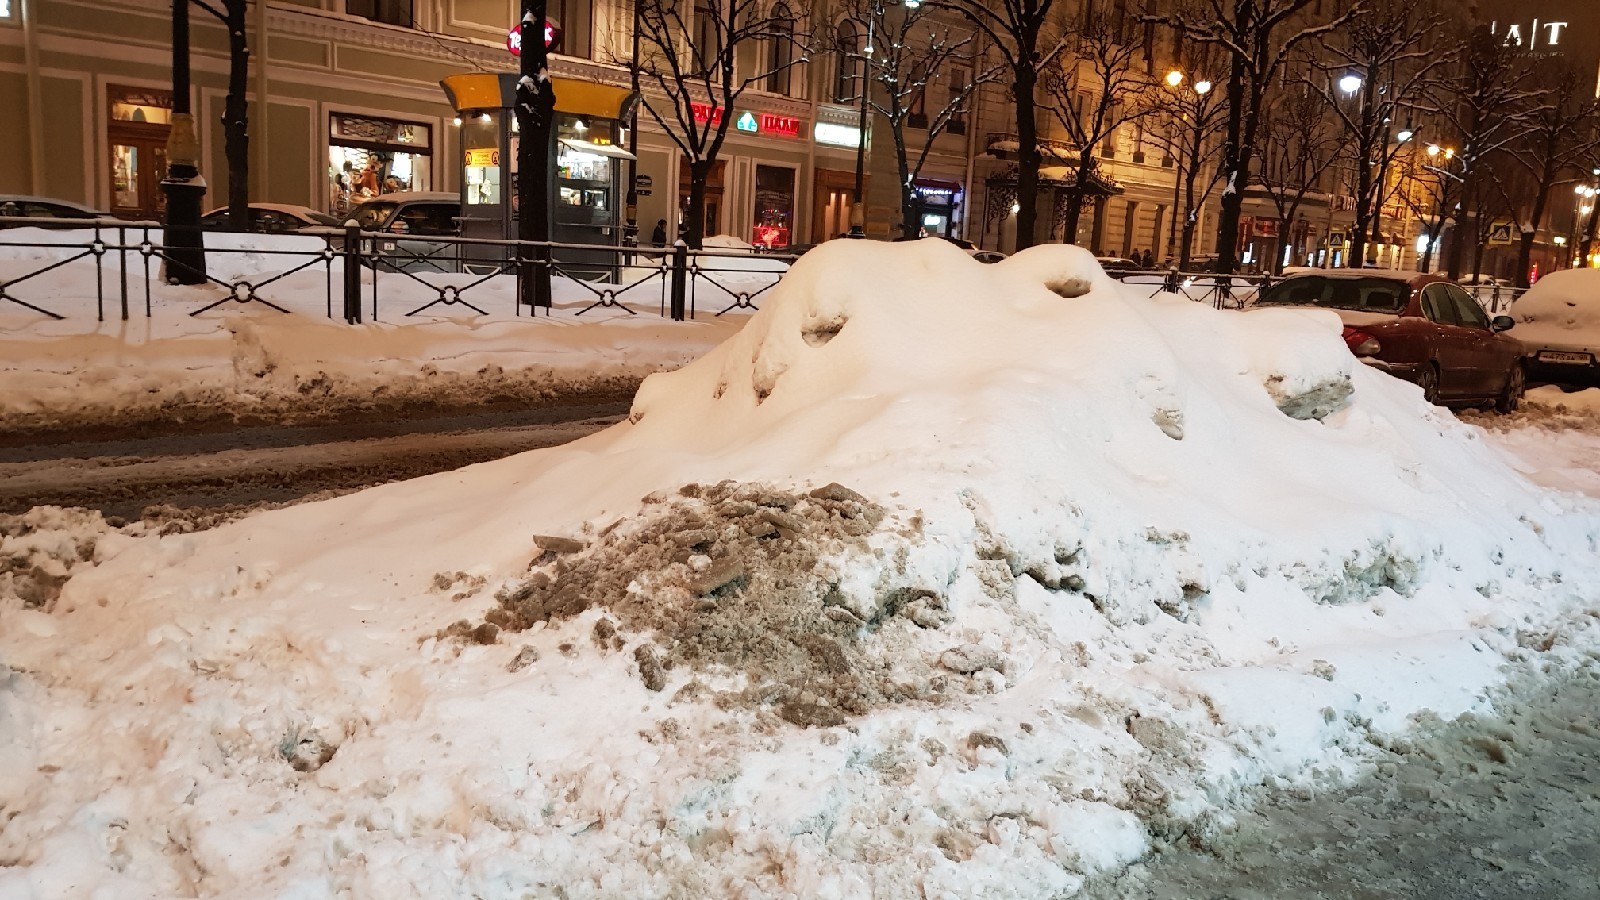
439, 73, 636, 120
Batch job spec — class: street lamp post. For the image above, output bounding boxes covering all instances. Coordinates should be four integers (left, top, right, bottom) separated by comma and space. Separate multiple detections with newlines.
623, 0, 641, 256
848, 11, 875, 238
1165, 70, 1212, 270
1578, 168, 1600, 268
161, 0, 207, 284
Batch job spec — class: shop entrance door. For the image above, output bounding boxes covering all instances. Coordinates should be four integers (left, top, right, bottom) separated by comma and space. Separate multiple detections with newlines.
813, 168, 857, 242
678, 158, 726, 239
108, 85, 174, 220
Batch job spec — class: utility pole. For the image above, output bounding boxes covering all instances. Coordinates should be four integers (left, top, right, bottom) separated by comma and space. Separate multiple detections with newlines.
624, 0, 641, 258
516, 0, 556, 309
849, 9, 874, 238
161, 0, 207, 284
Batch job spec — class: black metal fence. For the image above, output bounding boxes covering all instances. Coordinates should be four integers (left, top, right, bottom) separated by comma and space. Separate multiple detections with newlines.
0, 215, 798, 325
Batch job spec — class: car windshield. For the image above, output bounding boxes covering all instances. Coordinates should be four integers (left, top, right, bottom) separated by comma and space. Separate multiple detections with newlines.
305, 211, 341, 227
1255, 276, 1408, 313
349, 202, 398, 230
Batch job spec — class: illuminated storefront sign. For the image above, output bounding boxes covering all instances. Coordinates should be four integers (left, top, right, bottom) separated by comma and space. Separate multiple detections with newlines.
759, 113, 802, 138
1490, 19, 1567, 50
507, 19, 561, 55
814, 122, 862, 147
691, 102, 725, 126
736, 111, 759, 133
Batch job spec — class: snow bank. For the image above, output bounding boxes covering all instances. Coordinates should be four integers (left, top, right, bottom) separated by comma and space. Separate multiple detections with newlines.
3, 240, 1599, 898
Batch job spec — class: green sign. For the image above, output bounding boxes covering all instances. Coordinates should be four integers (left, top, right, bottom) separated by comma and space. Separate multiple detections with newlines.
735, 111, 759, 133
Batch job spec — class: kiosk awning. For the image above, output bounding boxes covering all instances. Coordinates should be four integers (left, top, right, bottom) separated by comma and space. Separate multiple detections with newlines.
559, 138, 636, 160
440, 73, 638, 120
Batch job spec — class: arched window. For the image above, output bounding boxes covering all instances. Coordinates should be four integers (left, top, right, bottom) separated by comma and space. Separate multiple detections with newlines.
833, 20, 860, 103
766, 3, 795, 95
694, 2, 717, 72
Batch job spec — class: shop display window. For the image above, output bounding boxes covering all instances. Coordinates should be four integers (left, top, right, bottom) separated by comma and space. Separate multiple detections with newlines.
753, 164, 795, 248
328, 113, 431, 217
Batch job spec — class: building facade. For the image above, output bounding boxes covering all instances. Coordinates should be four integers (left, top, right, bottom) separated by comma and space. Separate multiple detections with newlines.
2, 0, 1596, 272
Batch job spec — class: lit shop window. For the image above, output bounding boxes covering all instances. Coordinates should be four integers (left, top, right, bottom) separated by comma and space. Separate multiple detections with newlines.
327, 113, 431, 217
753, 164, 795, 248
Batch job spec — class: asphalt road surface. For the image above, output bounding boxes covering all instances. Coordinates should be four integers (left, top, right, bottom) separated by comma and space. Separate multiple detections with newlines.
0, 402, 625, 517
1080, 664, 1600, 900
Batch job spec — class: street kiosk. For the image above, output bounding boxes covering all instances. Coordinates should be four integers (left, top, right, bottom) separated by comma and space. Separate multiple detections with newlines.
439, 73, 638, 277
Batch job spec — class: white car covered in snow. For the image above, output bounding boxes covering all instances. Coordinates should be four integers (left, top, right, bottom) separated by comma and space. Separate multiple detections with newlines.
1513, 268, 1600, 386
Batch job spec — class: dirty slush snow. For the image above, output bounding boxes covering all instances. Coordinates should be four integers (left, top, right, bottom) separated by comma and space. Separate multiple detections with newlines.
3, 240, 1600, 898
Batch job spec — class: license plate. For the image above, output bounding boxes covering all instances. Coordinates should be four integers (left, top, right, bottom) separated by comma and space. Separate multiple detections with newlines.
1538, 350, 1593, 364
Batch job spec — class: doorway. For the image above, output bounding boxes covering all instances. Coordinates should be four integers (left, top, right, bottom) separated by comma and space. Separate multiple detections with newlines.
107, 85, 174, 220
813, 168, 857, 242
678, 158, 726, 239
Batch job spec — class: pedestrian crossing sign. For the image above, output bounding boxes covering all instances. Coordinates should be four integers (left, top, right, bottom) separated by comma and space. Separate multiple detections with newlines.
1488, 222, 1514, 246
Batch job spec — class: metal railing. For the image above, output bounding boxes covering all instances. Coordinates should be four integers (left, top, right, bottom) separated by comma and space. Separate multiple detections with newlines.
1105, 267, 1274, 309
0, 215, 799, 326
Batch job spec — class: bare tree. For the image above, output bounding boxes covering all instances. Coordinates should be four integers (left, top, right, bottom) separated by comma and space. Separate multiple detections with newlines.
1040, 12, 1156, 243
1156, 0, 1356, 275
191, 0, 250, 231
1142, 77, 1228, 269
1255, 81, 1343, 273
1432, 26, 1537, 279
1494, 62, 1600, 286
837, 0, 1000, 239
632, 0, 808, 248
934, 0, 1067, 250
1311, 0, 1451, 269
1394, 142, 1458, 273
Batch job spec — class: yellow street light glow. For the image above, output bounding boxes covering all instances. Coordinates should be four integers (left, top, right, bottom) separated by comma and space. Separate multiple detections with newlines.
1195, 80, 1213, 95
1165, 70, 1184, 88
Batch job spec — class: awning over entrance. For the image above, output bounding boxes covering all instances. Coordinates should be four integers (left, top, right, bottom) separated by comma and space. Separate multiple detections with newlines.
559, 137, 637, 160
439, 73, 638, 120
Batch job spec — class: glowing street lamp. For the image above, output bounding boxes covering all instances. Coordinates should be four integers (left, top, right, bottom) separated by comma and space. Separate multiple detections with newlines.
1194, 79, 1212, 95
1165, 69, 1184, 88
1339, 74, 1363, 94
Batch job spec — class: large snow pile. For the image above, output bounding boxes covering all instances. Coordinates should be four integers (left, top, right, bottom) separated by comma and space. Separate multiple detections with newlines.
0, 229, 761, 432
1512, 267, 1600, 345
3, 240, 1599, 898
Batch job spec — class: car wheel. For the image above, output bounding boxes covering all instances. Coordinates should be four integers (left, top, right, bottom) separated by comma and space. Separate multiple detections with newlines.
1417, 363, 1441, 406
1495, 362, 1525, 414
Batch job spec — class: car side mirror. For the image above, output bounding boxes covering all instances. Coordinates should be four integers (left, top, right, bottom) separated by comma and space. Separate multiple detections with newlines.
1490, 315, 1514, 332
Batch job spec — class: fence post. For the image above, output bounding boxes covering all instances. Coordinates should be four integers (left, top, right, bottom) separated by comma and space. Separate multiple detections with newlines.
118, 225, 129, 321
342, 222, 362, 324
669, 240, 689, 321
1162, 267, 1180, 295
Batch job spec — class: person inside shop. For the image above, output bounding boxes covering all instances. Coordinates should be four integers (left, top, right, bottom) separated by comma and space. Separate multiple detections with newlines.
358, 161, 380, 198
651, 219, 668, 247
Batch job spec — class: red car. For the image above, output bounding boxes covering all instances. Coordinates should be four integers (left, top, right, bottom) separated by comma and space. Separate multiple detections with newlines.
1252, 270, 1525, 411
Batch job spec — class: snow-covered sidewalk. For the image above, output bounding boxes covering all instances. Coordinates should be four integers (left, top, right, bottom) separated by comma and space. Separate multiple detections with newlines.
3, 241, 1599, 898
0, 228, 769, 433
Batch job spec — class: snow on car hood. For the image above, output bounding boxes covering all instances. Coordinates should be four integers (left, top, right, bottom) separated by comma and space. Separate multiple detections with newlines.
1514, 268, 1600, 347
4, 240, 1599, 898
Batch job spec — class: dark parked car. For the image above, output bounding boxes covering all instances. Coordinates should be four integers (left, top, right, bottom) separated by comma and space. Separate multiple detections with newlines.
1251, 270, 1526, 411
1096, 256, 1142, 273
0, 195, 110, 227
200, 203, 340, 234
347, 192, 461, 272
